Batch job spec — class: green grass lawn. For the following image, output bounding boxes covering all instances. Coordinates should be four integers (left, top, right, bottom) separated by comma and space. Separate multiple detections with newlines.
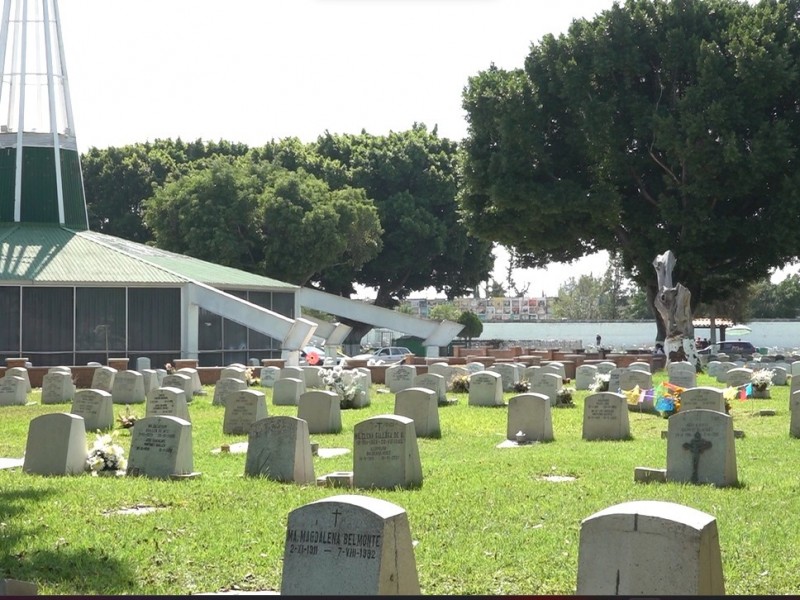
1, 372, 799, 595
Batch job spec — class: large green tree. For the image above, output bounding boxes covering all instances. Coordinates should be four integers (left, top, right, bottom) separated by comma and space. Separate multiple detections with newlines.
460, 0, 800, 340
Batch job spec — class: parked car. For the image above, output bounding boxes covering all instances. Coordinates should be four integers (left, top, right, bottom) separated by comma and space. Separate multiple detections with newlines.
345, 346, 413, 365
697, 341, 757, 355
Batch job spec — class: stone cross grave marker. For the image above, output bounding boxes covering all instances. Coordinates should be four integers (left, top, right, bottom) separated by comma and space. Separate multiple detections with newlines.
576, 500, 725, 594
507, 393, 553, 442
23, 413, 87, 476
244, 416, 315, 484
385, 364, 417, 394
280, 494, 420, 595
146, 386, 191, 422
353, 415, 422, 490
223, 389, 267, 435
666, 409, 737, 486
394, 387, 441, 439
297, 390, 342, 434
126, 415, 194, 479
582, 392, 630, 441
467, 371, 504, 406
71, 389, 114, 431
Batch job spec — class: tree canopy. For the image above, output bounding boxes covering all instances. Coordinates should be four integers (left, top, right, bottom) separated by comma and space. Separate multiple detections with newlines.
460, 0, 800, 339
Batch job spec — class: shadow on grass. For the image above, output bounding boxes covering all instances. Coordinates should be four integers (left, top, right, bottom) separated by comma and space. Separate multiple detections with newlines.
0, 488, 137, 594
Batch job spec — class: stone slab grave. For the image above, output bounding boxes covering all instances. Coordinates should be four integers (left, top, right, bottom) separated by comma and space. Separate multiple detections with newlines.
582, 392, 631, 441
223, 389, 268, 435
668, 361, 697, 389
335, 369, 370, 409
279, 366, 306, 388
0, 457, 24, 470
426, 362, 453, 388
355, 367, 373, 405
394, 387, 441, 439
126, 415, 196, 479
596, 361, 617, 375
140, 369, 159, 395
628, 361, 651, 373
91, 366, 117, 393
272, 377, 304, 406
619, 368, 652, 392
680, 386, 726, 413
666, 408, 737, 487
301, 366, 324, 389
353, 415, 422, 490
0, 579, 38, 595
706, 360, 722, 379
177, 367, 203, 394
542, 361, 566, 379
297, 390, 342, 434
467, 371, 504, 406
715, 361, 737, 384
220, 366, 247, 383
111, 370, 146, 404
212, 377, 247, 406
530, 372, 562, 407
0, 375, 27, 406
260, 366, 281, 388
23, 413, 87, 476
488, 363, 519, 392
147, 386, 191, 422
575, 364, 598, 391
136, 357, 151, 371
504, 392, 553, 444
523, 365, 541, 383
464, 361, 485, 374
71, 389, 114, 431
771, 365, 788, 386
608, 367, 625, 393
40, 371, 75, 404
725, 367, 753, 388
280, 494, 419, 595
412, 372, 447, 406
790, 390, 800, 438
6, 366, 31, 392
244, 415, 315, 484
576, 500, 725, 595
385, 364, 417, 394
161, 373, 194, 399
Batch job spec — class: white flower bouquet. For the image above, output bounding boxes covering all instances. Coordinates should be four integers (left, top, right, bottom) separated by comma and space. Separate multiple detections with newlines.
750, 368, 775, 390
86, 431, 127, 473
321, 366, 365, 409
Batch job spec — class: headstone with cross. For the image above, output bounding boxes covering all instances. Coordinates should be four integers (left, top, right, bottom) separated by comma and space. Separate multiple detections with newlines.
666, 409, 737, 486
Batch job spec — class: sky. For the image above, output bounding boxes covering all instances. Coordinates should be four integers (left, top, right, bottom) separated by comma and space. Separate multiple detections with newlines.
54, 0, 793, 298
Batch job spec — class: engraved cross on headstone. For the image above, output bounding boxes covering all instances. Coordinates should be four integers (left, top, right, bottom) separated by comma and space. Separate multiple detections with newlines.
682, 431, 712, 483
332, 508, 342, 526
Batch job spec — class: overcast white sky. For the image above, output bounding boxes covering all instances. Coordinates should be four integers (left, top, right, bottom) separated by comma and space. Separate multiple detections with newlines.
55, 0, 792, 296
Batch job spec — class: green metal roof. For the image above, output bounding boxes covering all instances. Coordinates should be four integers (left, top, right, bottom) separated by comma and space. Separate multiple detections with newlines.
0, 224, 298, 290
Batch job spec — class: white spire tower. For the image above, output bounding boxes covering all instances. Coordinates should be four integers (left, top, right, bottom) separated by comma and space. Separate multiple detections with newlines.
0, 0, 88, 229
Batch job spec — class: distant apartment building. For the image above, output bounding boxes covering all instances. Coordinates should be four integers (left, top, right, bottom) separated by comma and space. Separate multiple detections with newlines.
407, 295, 553, 322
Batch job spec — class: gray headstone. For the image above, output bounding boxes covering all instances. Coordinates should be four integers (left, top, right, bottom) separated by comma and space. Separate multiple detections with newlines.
0, 375, 27, 406
542, 361, 566, 379
427, 363, 453, 387
273, 377, 304, 406
411, 372, 447, 406
301, 366, 325, 389
281, 495, 420, 595
177, 367, 202, 393
467, 371, 504, 406
140, 369, 159, 395
666, 409, 737, 486
126, 415, 193, 479
220, 366, 247, 383
628, 361, 651, 373
297, 390, 342, 434
244, 416, 315, 484
489, 363, 520, 391
0, 578, 38, 595
71, 389, 114, 431
136, 357, 151, 371
596, 361, 617, 375
260, 366, 281, 388
715, 362, 737, 384
668, 361, 697, 389
90, 366, 116, 393
23, 413, 87, 476
790, 390, 800, 438
465, 361, 485, 374
212, 377, 247, 407
111, 370, 146, 404
608, 368, 625, 393
575, 365, 598, 391
507, 393, 553, 442
146, 386, 191, 422
706, 360, 722, 378
385, 364, 417, 394
771, 365, 788, 386
620, 369, 652, 392
680, 387, 726, 414
280, 366, 306, 387
577, 500, 725, 594
161, 373, 193, 398
223, 389, 268, 435
725, 367, 753, 388
6, 366, 31, 392
353, 415, 422, 490
394, 387, 441, 438
530, 372, 562, 407
582, 392, 630, 441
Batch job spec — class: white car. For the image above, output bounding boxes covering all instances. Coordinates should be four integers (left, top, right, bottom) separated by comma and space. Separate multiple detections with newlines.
346, 346, 413, 365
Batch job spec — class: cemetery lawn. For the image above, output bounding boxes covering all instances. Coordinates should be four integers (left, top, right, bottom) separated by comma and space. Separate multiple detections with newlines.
2, 373, 800, 595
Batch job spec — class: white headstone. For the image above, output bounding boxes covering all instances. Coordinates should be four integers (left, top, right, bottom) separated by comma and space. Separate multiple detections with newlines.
353, 415, 422, 490
6, 366, 31, 392
91, 366, 116, 393
301, 366, 325, 389
297, 390, 342, 434
576, 500, 725, 594
427, 362, 453, 388
260, 366, 281, 388
620, 369, 652, 392
582, 392, 630, 441
161, 373, 193, 398
244, 416, 315, 483
126, 415, 194, 479
135, 357, 151, 371
628, 361, 651, 373
223, 389, 268, 435
212, 377, 247, 406
523, 365, 541, 382
725, 367, 753, 388
220, 366, 247, 383
507, 393, 553, 442
140, 369, 159, 395
146, 386, 191, 422
281, 495, 420, 595
111, 370, 146, 404
666, 409, 737, 486
706, 360, 722, 378
273, 377, 304, 406
394, 387, 441, 438
596, 361, 617, 375
465, 361, 485, 374
467, 371, 504, 406
771, 366, 788, 386
411, 372, 447, 406
575, 365, 598, 391
385, 364, 417, 394
530, 372, 562, 407
542, 362, 566, 379
23, 413, 87, 476
176, 368, 202, 393
355, 367, 372, 405
679, 387, 726, 414
790, 390, 800, 438
715, 362, 737, 384
489, 363, 520, 391
71, 389, 114, 431
668, 361, 697, 389
608, 368, 625, 393
280, 366, 306, 386
0, 376, 26, 406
